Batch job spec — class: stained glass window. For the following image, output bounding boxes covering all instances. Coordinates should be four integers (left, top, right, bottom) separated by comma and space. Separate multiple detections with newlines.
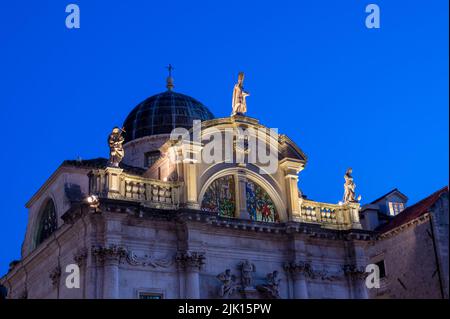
201, 175, 236, 218
36, 200, 57, 246
245, 180, 279, 222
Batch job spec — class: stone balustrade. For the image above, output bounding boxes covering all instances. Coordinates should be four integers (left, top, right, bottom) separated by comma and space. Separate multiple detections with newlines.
87, 168, 361, 229
298, 198, 360, 229
88, 168, 181, 209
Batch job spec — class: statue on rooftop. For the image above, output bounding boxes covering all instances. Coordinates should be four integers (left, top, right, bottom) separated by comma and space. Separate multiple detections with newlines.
343, 168, 358, 203
108, 127, 125, 167
231, 72, 250, 116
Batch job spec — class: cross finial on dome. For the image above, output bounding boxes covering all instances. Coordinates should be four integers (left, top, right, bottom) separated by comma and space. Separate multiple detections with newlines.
166, 64, 174, 91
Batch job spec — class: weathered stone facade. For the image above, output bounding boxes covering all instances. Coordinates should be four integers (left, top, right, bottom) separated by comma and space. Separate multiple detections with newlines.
1, 84, 447, 299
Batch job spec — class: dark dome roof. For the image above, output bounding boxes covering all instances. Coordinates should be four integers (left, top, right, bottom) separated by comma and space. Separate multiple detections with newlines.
123, 90, 214, 143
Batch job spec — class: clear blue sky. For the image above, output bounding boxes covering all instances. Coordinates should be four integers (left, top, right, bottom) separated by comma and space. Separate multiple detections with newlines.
0, 0, 448, 275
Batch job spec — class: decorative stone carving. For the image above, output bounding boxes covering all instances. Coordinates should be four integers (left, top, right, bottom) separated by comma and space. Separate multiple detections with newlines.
239, 260, 256, 288
343, 264, 367, 279
91, 245, 127, 264
283, 261, 315, 278
257, 270, 281, 299
73, 248, 88, 267
176, 251, 205, 271
49, 266, 61, 287
126, 250, 173, 268
285, 261, 342, 281
311, 268, 342, 281
216, 269, 237, 298
108, 127, 125, 167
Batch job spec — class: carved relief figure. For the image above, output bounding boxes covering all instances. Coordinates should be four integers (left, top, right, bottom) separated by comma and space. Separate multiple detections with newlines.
108, 127, 125, 167
240, 260, 255, 288
231, 72, 250, 116
216, 269, 236, 298
257, 270, 281, 298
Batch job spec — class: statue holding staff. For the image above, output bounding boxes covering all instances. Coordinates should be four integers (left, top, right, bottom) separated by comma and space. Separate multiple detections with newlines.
231, 72, 250, 116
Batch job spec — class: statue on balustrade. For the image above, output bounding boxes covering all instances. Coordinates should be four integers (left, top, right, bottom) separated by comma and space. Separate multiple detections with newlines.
108, 127, 125, 167
343, 168, 361, 203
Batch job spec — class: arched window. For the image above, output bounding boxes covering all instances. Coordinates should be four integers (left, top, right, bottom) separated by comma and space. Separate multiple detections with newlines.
245, 180, 280, 222
201, 175, 236, 218
36, 199, 57, 246
201, 175, 280, 223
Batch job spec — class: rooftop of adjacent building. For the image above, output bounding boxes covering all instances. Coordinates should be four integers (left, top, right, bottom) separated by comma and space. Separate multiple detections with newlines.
375, 186, 448, 233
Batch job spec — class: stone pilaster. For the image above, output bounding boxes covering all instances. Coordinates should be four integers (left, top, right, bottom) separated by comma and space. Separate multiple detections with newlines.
92, 245, 127, 299
181, 142, 202, 209
279, 159, 305, 221
343, 264, 368, 299
104, 167, 123, 199
284, 261, 313, 299
176, 251, 205, 299
347, 202, 362, 229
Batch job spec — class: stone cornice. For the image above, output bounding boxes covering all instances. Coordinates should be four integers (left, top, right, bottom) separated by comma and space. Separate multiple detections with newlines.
378, 213, 431, 239
60, 200, 375, 242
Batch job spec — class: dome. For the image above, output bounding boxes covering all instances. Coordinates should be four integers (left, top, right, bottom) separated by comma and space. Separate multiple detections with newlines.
123, 90, 215, 143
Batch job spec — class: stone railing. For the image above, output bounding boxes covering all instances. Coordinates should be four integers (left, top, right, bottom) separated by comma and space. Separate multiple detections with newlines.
298, 198, 361, 230
88, 168, 181, 209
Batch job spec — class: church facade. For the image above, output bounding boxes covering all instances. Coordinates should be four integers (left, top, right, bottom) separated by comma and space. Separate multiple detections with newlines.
0, 73, 447, 299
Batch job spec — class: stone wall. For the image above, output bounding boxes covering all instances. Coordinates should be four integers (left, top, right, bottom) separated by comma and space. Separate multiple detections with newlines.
367, 217, 443, 299
2, 207, 371, 299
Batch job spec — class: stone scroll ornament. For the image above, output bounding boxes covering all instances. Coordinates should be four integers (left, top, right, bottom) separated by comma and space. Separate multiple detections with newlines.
108, 127, 125, 167
125, 250, 173, 268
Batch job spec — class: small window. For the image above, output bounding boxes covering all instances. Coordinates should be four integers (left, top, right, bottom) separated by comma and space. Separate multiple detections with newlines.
388, 202, 404, 216
139, 292, 163, 299
145, 151, 161, 168
375, 260, 386, 278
